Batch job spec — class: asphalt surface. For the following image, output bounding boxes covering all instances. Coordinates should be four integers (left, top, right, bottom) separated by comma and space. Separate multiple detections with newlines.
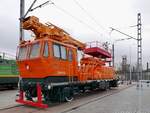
64, 83, 150, 113
0, 89, 18, 109
0, 83, 150, 113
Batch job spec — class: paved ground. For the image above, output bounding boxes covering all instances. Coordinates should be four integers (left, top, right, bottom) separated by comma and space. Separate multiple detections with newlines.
64, 83, 150, 113
0, 89, 18, 109
0, 83, 150, 113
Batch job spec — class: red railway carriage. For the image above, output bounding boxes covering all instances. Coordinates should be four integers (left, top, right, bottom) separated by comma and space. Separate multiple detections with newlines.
16, 16, 118, 108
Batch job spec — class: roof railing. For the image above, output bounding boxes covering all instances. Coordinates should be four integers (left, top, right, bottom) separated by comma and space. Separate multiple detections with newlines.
85, 41, 112, 54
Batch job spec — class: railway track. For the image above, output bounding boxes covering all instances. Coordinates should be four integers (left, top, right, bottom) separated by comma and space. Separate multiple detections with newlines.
0, 84, 134, 113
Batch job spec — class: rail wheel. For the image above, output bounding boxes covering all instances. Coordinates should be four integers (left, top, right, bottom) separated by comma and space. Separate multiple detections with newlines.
25, 90, 33, 101
63, 87, 74, 102
25, 88, 37, 101
65, 95, 73, 102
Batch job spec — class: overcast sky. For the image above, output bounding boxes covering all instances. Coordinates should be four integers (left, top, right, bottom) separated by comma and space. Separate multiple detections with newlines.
0, 0, 150, 69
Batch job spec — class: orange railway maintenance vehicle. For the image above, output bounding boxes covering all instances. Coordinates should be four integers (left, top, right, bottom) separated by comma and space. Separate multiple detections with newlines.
16, 16, 118, 108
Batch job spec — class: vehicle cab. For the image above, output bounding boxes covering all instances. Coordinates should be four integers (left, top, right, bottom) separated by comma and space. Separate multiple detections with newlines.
17, 38, 78, 82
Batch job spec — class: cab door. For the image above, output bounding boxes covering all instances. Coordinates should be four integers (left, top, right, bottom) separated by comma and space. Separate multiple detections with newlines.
52, 43, 77, 82
52, 43, 68, 78
68, 48, 78, 82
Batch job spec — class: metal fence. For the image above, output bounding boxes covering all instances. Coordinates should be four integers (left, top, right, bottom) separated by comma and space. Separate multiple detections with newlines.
118, 70, 150, 81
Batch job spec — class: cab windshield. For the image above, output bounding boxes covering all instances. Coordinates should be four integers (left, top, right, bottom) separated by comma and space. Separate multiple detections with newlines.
29, 43, 40, 58
18, 46, 27, 60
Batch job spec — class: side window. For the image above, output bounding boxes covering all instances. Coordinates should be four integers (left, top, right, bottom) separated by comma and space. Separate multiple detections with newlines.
53, 44, 60, 58
77, 50, 83, 66
53, 43, 67, 60
68, 50, 73, 61
43, 42, 49, 57
60, 46, 67, 60
30, 43, 40, 58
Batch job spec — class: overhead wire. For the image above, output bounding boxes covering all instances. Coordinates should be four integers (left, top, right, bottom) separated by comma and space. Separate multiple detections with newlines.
73, 0, 105, 31
30, 0, 54, 12
51, 1, 103, 38
73, 0, 110, 38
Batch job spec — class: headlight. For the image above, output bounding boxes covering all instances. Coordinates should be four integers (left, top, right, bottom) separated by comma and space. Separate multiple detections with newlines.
26, 65, 30, 70
48, 84, 51, 90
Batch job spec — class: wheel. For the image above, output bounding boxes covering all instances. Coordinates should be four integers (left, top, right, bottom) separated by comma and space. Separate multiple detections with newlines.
63, 87, 74, 102
25, 88, 37, 101
25, 90, 33, 101
80, 86, 85, 93
65, 96, 73, 102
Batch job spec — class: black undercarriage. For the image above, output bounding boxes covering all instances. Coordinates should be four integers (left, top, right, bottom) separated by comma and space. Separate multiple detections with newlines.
19, 76, 118, 102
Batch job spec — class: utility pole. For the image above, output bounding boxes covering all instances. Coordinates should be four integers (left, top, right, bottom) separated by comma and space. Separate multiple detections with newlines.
122, 55, 127, 81
19, 0, 53, 43
137, 13, 142, 85
110, 13, 142, 86
129, 46, 132, 84
20, 0, 25, 42
146, 62, 149, 71
112, 44, 115, 67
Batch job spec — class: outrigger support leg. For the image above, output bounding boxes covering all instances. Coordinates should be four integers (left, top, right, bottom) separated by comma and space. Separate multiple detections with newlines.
16, 83, 48, 108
